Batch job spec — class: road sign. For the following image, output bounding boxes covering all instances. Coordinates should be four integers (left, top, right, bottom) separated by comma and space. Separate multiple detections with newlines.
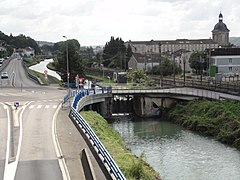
14, 102, 19, 109
44, 70, 48, 79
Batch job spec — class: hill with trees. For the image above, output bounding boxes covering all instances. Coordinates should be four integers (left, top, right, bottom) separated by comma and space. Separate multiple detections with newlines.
0, 31, 40, 57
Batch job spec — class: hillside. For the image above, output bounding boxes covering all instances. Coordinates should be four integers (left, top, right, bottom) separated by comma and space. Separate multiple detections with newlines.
0, 31, 40, 54
229, 37, 240, 47
36, 41, 54, 47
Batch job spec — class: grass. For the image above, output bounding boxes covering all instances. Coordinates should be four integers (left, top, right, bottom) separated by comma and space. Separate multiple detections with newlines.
23, 57, 42, 67
80, 111, 161, 180
168, 100, 240, 150
23, 57, 61, 85
28, 69, 61, 85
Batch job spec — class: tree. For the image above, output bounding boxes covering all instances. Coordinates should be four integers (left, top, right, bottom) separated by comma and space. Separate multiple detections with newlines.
55, 39, 84, 83
103, 36, 126, 69
151, 58, 182, 76
0, 31, 40, 54
189, 51, 207, 74
127, 69, 155, 86
125, 45, 133, 70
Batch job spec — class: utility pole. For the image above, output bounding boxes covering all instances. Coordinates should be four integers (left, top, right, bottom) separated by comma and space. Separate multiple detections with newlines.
158, 43, 162, 87
172, 52, 176, 86
63, 36, 69, 90
183, 51, 186, 86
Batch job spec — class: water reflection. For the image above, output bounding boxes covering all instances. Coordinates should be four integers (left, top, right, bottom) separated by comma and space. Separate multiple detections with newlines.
110, 116, 240, 180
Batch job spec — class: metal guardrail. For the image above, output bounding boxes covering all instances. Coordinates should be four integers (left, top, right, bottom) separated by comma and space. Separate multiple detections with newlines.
69, 87, 126, 180
21, 60, 43, 85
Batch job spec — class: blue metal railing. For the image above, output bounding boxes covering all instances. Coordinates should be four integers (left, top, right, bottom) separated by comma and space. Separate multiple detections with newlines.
69, 87, 126, 180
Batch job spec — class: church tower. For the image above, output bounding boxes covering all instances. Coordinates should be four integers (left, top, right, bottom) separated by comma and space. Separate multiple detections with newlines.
212, 12, 230, 47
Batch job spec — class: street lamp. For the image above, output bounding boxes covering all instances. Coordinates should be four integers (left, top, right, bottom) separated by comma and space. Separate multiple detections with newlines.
63, 36, 69, 89
107, 76, 110, 86
158, 43, 162, 87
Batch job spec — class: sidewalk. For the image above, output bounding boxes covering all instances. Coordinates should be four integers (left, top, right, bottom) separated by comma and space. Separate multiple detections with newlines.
56, 106, 107, 180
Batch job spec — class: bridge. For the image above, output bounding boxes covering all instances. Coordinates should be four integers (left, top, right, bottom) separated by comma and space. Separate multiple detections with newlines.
68, 84, 240, 179
71, 85, 240, 118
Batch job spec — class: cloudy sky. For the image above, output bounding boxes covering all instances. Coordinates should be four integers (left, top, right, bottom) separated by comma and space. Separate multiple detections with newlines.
0, 0, 239, 46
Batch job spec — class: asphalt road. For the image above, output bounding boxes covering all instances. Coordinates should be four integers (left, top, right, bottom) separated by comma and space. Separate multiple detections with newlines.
0, 103, 8, 180
1, 58, 38, 88
15, 100, 63, 180
0, 57, 110, 180
0, 58, 66, 179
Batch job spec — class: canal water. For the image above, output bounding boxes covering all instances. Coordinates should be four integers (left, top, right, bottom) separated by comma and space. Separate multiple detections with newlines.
29, 59, 61, 80
110, 116, 240, 180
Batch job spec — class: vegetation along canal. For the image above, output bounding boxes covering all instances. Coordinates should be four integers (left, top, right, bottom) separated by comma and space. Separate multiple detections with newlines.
110, 116, 240, 180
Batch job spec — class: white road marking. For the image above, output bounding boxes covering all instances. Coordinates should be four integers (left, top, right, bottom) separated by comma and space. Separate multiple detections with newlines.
52, 104, 71, 180
3, 101, 33, 180
3, 103, 10, 180
27, 104, 60, 109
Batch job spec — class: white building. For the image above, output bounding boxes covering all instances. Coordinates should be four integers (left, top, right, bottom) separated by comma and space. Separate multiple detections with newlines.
210, 48, 240, 77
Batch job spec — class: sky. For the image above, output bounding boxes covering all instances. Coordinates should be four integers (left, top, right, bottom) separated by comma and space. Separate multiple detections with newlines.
0, 0, 239, 46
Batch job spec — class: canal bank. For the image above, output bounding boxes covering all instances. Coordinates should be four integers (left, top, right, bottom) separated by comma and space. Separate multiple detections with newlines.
167, 99, 240, 150
80, 111, 161, 180
110, 115, 240, 180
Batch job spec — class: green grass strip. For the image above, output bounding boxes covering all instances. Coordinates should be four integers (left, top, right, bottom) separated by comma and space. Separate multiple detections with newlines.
80, 111, 161, 180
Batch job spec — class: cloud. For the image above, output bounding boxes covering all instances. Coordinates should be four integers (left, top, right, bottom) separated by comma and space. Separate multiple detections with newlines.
0, 0, 239, 45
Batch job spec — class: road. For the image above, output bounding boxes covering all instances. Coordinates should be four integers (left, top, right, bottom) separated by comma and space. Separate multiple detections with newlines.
1, 58, 38, 88
0, 103, 8, 180
0, 57, 66, 179
0, 57, 115, 180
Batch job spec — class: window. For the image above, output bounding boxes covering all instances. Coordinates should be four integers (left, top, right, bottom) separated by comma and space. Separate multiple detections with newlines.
229, 67, 232, 71
229, 58, 232, 63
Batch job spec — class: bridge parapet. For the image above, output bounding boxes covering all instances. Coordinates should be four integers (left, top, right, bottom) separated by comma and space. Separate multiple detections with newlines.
69, 87, 126, 180
111, 87, 240, 101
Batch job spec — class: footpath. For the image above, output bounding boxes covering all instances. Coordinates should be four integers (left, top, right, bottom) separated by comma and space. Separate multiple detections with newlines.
56, 104, 107, 180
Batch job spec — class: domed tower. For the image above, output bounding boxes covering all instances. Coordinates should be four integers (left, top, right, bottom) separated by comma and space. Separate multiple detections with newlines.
212, 12, 230, 47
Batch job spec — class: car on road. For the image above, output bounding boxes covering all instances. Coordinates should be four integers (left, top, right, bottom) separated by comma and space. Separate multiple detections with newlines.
0, 58, 4, 64
1, 72, 9, 79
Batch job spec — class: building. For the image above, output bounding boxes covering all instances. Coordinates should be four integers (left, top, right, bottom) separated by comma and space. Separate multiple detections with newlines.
17, 47, 35, 57
125, 12, 234, 76
125, 39, 218, 56
210, 48, 240, 77
212, 12, 230, 47
128, 53, 161, 71
125, 39, 214, 73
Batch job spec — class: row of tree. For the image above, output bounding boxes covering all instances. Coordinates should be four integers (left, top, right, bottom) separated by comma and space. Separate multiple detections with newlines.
51, 39, 84, 84
0, 31, 40, 57
0, 29, 208, 84
102, 36, 133, 70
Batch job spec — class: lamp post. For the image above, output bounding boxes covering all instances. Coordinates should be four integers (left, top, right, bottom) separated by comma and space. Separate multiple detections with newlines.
158, 43, 162, 87
63, 36, 69, 89
172, 52, 176, 86
107, 76, 110, 86
183, 52, 186, 86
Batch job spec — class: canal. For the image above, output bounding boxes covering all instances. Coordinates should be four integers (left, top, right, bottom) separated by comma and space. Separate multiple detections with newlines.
110, 116, 240, 180
29, 59, 61, 80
